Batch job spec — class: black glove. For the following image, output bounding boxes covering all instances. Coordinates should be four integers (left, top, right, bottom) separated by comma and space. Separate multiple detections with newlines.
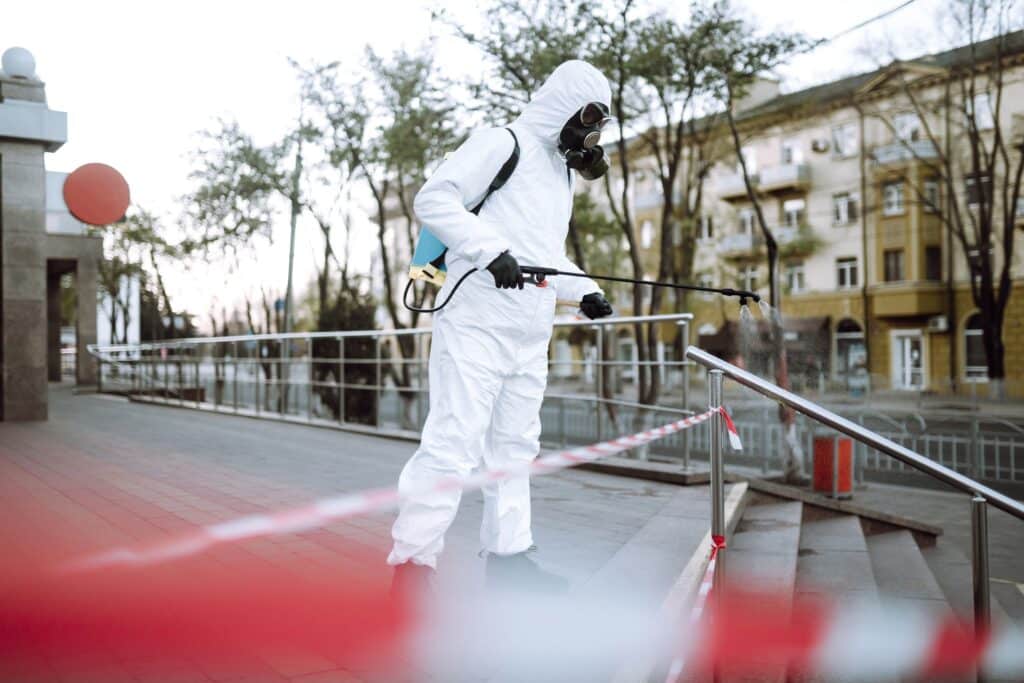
580, 292, 613, 319
565, 145, 610, 180
486, 251, 524, 290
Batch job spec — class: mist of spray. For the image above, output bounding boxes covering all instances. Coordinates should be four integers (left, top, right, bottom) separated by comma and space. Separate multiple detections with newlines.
738, 302, 755, 365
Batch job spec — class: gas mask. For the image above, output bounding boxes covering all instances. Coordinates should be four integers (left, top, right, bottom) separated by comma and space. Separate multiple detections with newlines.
558, 101, 612, 180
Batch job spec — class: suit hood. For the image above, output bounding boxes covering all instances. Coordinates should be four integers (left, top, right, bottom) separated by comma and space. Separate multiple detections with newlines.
514, 60, 611, 148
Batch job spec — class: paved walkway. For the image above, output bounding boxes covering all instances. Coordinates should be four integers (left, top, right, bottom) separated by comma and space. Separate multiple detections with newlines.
0, 385, 717, 682
5, 386, 1021, 681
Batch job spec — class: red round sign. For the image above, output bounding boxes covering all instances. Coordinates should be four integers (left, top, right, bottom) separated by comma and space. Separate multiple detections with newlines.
63, 163, 130, 226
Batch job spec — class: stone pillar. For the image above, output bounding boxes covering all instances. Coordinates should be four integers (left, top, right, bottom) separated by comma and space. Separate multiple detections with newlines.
1, 141, 48, 420
46, 265, 62, 382
0, 47, 68, 420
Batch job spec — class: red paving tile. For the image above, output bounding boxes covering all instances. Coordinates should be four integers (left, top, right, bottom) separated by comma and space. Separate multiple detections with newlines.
2, 387, 712, 682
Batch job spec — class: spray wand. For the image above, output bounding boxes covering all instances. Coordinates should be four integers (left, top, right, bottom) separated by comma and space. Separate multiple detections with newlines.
519, 265, 761, 306
403, 264, 760, 313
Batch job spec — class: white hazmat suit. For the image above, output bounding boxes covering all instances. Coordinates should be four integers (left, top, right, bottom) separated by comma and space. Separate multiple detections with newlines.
388, 60, 611, 568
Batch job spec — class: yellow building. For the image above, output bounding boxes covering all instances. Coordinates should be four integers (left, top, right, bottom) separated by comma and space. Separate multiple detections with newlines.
607, 30, 1024, 398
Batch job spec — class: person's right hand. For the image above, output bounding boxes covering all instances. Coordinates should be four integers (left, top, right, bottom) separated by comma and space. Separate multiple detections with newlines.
486, 251, 524, 289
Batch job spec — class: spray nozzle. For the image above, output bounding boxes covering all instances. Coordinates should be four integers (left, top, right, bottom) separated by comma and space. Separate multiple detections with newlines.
739, 296, 748, 307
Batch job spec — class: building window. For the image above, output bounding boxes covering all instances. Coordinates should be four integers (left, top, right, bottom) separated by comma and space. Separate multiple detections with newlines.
970, 93, 995, 131
965, 173, 993, 207
738, 265, 757, 292
884, 249, 905, 282
925, 246, 942, 281
923, 179, 940, 213
836, 257, 858, 288
737, 146, 757, 175
699, 215, 714, 241
640, 220, 654, 249
894, 112, 923, 142
883, 181, 905, 216
964, 313, 987, 382
781, 138, 803, 164
831, 122, 858, 157
785, 262, 806, 293
832, 192, 859, 225
739, 208, 755, 235
782, 198, 805, 228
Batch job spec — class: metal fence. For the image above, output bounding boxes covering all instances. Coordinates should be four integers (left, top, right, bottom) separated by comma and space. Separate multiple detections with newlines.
91, 312, 695, 441
89, 311, 1024, 485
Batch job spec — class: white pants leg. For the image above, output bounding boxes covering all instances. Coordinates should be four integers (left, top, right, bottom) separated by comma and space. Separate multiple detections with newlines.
480, 343, 547, 555
387, 318, 503, 568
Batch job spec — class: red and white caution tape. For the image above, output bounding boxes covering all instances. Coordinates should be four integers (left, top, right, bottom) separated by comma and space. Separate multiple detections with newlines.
663, 533, 728, 683
65, 407, 741, 572
682, 589, 1024, 681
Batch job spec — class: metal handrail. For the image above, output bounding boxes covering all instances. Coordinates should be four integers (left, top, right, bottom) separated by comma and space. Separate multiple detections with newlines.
87, 312, 694, 355
691, 344, 1014, 681
687, 345, 1024, 521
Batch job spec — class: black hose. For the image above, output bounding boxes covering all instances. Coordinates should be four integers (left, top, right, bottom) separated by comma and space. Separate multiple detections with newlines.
402, 269, 478, 313
519, 266, 761, 303
402, 264, 760, 314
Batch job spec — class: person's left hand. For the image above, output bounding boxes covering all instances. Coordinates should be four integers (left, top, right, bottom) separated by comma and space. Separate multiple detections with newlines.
580, 292, 613, 320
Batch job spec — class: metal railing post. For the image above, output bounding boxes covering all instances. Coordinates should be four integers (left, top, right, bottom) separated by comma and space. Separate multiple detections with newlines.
708, 366, 726, 676
338, 337, 345, 425
678, 319, 690, 470
279, 341, 286, 416
761, 405, 770, 474
595, 325, 604, 443
971, 415, 982, 479
255, 349, 262, 416
709, 369, 725, 541
375, 334, 382, 428
232, 342, 239, 413
972, 495, 991, 683
307, 337, 314, 422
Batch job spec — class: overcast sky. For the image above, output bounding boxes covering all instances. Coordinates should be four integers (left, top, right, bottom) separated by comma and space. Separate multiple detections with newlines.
2, 0, 949, 326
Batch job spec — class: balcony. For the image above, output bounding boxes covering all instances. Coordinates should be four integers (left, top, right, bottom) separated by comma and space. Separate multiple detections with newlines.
776, 225, 799, 245
776, 223, 819, 257
759, 163, 811, 193
717, 232, 758, 256
716, 171, 757, 200
868, 282, 946, 317
872, 140, 940, 166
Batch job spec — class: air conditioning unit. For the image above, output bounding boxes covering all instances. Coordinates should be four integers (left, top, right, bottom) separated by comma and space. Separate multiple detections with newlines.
811, 138, 830, 153
927, 315, 949, 333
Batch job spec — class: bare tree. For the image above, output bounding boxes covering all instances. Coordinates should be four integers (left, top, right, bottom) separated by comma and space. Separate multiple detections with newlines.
706, 4, 808, 480
859, 0, 1023, 397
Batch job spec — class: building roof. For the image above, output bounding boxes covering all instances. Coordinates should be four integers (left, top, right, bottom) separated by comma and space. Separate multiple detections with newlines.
736, 29, 1024, 123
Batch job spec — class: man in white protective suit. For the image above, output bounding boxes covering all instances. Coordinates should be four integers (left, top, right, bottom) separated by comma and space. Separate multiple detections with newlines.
388, 60, 615, 593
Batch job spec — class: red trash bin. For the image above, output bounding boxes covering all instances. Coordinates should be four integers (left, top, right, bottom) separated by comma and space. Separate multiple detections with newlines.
812, 436, 853, 498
